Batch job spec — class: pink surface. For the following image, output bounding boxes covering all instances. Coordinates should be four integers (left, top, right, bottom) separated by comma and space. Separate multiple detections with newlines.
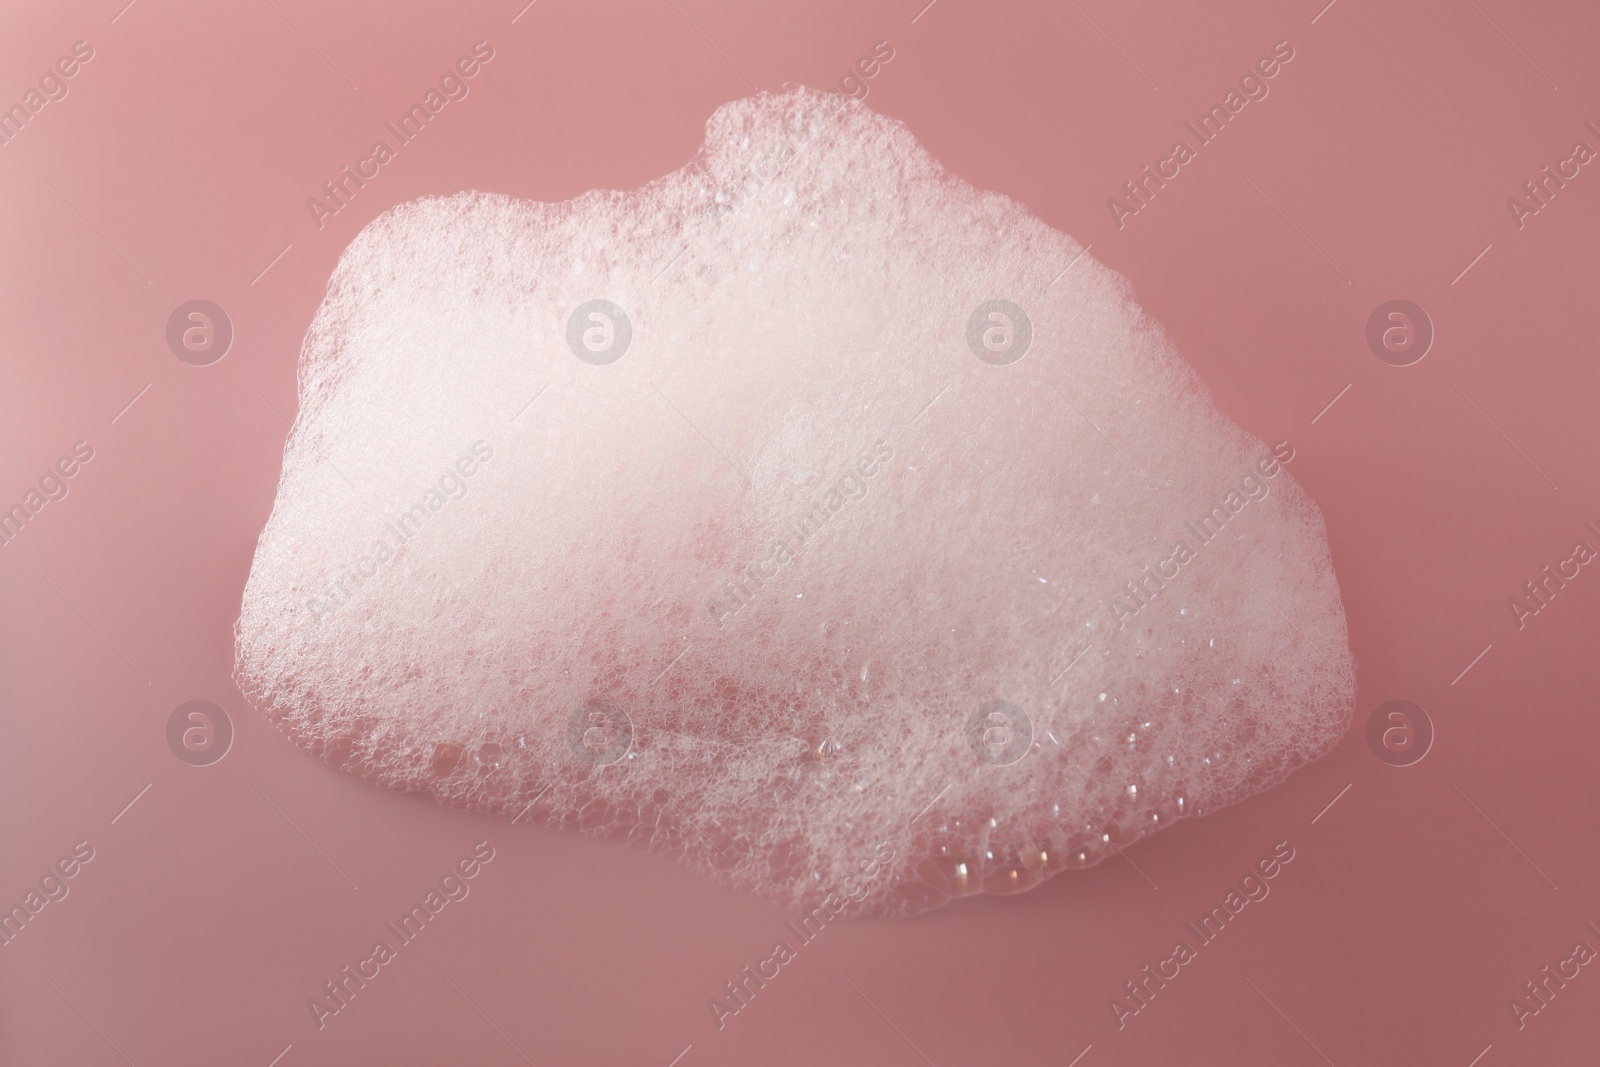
2, 1, 1597, 1065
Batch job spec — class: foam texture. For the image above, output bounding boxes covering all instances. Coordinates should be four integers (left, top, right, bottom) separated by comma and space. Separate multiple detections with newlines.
235, 87, 1355, 917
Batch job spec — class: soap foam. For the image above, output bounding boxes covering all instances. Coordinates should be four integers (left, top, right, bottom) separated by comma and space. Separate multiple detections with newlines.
235, 87, 1355, 917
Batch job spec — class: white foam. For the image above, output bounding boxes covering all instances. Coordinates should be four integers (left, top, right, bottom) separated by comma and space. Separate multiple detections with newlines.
235, 87, 1355, 916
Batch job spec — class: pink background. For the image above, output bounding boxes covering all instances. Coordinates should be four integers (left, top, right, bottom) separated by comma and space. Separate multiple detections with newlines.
3, 0, 1598, 1064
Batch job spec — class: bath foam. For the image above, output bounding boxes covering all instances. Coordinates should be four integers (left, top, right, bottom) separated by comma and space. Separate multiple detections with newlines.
235, 86, 1355, 917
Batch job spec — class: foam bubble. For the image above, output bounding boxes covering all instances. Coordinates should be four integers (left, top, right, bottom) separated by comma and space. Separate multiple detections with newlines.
235, 87, 1354, 916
